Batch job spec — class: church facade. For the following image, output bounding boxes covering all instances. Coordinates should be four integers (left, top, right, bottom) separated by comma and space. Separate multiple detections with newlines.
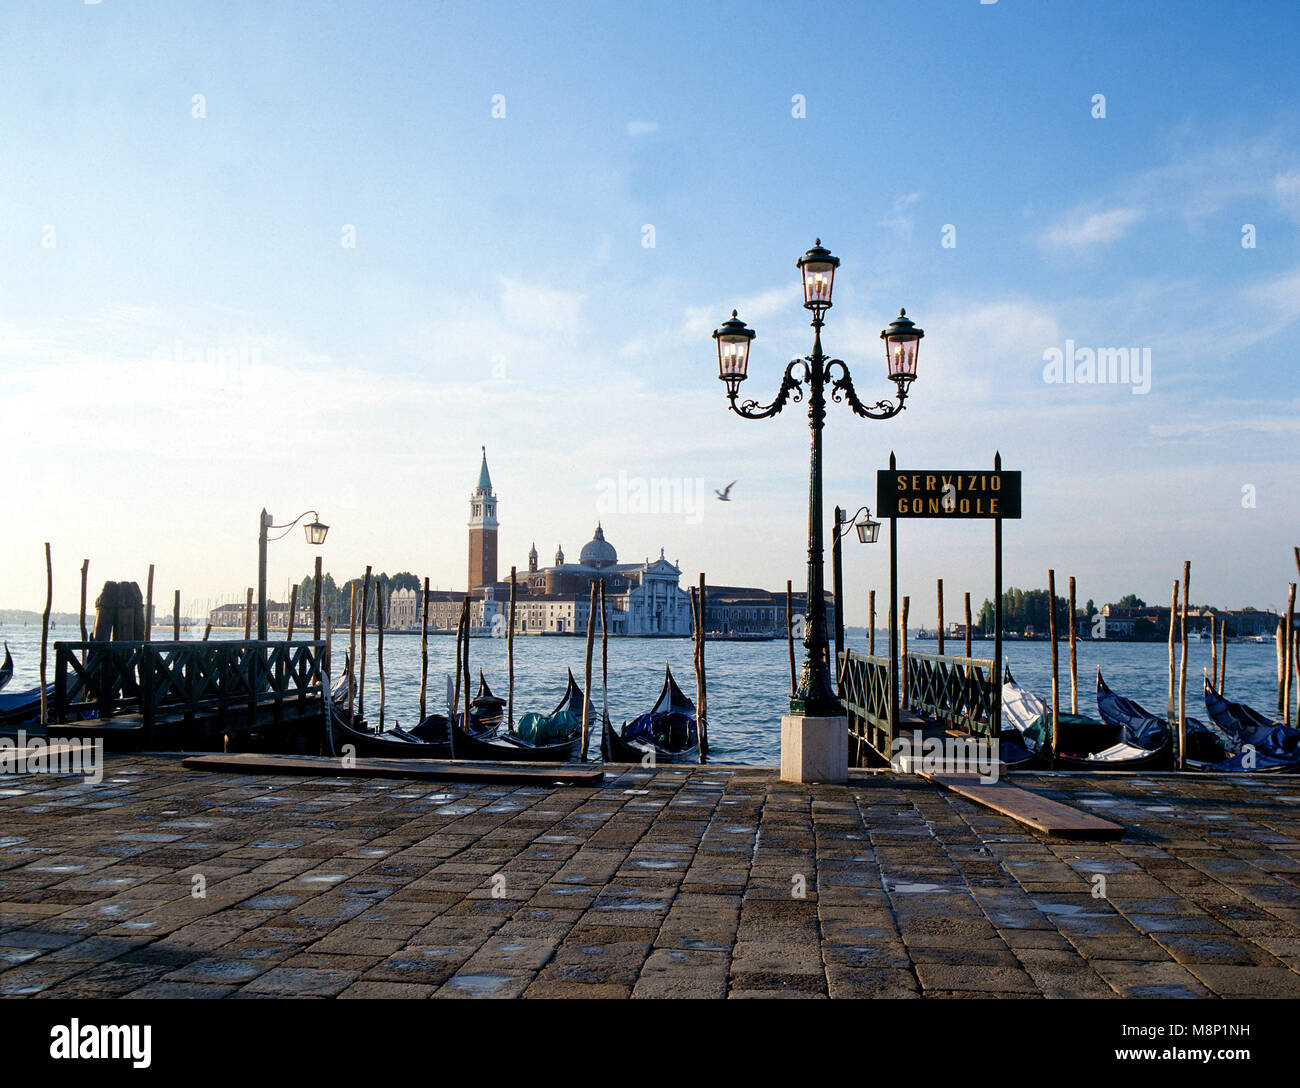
388, 451, 695, 636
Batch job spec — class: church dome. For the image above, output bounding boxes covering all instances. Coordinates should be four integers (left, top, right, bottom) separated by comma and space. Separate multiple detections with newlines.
579, 523, 617, 569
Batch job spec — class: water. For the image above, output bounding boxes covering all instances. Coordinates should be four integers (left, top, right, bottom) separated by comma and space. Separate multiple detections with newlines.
0, 623, 1286, 766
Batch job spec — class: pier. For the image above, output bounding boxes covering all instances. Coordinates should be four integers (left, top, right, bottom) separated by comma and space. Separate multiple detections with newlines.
2, 756, 1299, 999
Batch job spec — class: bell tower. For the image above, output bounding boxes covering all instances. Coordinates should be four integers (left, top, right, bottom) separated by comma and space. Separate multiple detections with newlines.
468, 447, 498, 590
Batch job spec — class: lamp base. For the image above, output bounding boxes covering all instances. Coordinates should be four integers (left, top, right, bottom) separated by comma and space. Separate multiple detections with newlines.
780, 715, 849, 784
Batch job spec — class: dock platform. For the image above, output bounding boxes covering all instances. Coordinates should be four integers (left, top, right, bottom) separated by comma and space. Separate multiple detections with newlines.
2, 756, 1299, 998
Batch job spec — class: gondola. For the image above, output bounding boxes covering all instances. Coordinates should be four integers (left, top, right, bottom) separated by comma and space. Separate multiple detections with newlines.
0, 685, 50, 729
1203, 677, 1300, 767
326, 666, 452, 759
603, 665, 700, 764
0, 643, 12, 691
1002, 665, 1168, 769
411, 672, 504, 742
1097, 669, 1288, 772
448, 670, 593, 762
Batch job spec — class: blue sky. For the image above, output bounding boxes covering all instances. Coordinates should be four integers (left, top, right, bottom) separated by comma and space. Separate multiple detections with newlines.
2, 0, 1298, 621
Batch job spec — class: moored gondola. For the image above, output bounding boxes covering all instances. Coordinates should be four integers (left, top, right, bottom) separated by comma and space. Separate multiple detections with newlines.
449, 669, 595, 762
326, 667, 452, 759
1002, 664, 1168, 769
603, 665, 700, 764
0, 643, 12, 691
1203, 676, 1300, 768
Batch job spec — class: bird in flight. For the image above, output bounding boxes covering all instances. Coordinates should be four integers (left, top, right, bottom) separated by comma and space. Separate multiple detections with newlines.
716, 481, 736, 501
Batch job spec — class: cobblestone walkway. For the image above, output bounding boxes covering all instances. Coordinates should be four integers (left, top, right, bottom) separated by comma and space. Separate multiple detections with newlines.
2, 757, 1299, 997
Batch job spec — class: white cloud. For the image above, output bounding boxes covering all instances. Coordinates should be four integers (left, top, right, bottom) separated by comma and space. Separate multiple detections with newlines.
1041, 206, 1144, 248
879, 192, 922, 240
625, 120, 659, 137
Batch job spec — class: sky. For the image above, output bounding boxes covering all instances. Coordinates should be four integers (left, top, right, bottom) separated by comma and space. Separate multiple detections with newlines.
2, 0, 1298, 624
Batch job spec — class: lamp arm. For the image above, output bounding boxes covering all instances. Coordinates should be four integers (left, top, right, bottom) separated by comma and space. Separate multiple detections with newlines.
728, 358, 811, 420
267, 510, 321, 543
835, 505, 873, 539
825, 359, 907, 420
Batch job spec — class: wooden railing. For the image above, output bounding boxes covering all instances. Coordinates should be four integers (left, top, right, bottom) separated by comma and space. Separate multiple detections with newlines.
52, 640, 326, 738
839, 649, 1000, 763
904, 651, 998, 737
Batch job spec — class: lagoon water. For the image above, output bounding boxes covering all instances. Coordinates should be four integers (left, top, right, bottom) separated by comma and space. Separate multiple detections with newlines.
0, 623, 1285, 766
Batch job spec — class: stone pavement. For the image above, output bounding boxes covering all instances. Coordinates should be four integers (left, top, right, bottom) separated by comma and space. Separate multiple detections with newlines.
1, 756, 1299, 998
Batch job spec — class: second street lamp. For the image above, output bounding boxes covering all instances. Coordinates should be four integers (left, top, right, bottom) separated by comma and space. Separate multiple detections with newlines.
832, 506, 880, 683
258, 509, 329, 641
714, 239, 923, 728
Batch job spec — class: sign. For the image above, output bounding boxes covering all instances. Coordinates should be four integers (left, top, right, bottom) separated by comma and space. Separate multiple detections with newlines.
877, 469, 1021, 520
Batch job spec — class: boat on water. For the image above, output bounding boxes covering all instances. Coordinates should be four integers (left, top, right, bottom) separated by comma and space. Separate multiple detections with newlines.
1001, 665, 1169, 769
327, 668, 453, 759
603, 665, 700, 764
1094, 669, 1282, 772
0, 643, 11, 691
1203, 677, 1300, 767
447, 670, 594, 761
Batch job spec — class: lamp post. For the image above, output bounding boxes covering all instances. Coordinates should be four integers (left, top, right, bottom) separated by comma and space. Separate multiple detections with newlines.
258, 509, 329, 641
831, 506, 880, 679
714, 241, 921, 779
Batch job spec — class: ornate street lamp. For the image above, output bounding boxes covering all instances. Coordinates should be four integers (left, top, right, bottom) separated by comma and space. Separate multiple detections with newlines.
714, 240, 922, 720
258, 509, 329, 640
831, 506, 881, 680
855, 510, 881, 545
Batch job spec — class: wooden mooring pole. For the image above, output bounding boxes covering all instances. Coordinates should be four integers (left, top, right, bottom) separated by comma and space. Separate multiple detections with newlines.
936, 578, 944, 655
244, 588, 253, 640
1210, 614, 1218, 688
1219, 619, 1228, 694
900, 595, 910, 709
376, 583, 386, 730
963, 592, 972, 659
79, 560, 89, 642
173, 589, 181, 641
461, 597, 471, 735
582, 582, 596, 761
1068, 576, 1078, 714
1167, 579, 1178, 719
347, 583, 357, 726
144, 564, 154, 642
697, 572, 708, 762
40, 543, 52, 726
1285, 583, 1296, 728
1278, 616, 1287, 716
286, 584, 298, 642
1179, 562, 1190, 770
506, 568, 516, 731
869, 589, 876, 656
786, 579, 796, 696
359, 567, 371, 719
1047, 569, 1059, 768
599, 578, 608, 754
420, 577, 430, 724
313, 556, 323, 642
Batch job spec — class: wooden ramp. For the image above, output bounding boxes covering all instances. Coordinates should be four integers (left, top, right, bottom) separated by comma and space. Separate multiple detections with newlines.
922, 772, 1124, 840
182, 752, 603, 786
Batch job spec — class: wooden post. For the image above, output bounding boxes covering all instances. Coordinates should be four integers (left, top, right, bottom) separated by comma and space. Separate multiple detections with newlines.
347, 583, 357, 726
79, 560, 89, 642
785, 579, 796, 696
1047, 569, 1059, 767
936, 578, 944, 655
900, 595, 910, 709
992, 451, 1003, 738
889, 452, 901, 744
1201, 610, 1211, 686
202, 623, 212, 641
461, 597, 471, 736
599, 578, 608, 743
244, 587, 253, 640
1178, 561, 1190, 770
286, 584, 298, 642
1068, 576, 1078, 714
698, 572, 708, 762
1278, 615, 1288, 716
964, 592, 972, 658
325, 614, 333, 688
581, 582, 596, 762
40, 543, 52, 726
420, 576, 430, 723
1285, 583, 1296, 728
869, 589, 876, 656
1167, 579, 1178, 719
376, 583, 387, 729
313, 555, 323, 642
173, 589, 181, 641
144, 564, 154, 642
832, 506, 845, 674
1219, 619, 1228, 694
359, 566, 371, 719
452, 596, 467, 719
507, 568, 517, 731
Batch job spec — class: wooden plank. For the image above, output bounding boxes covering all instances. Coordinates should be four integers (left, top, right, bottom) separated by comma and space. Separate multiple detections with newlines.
181, 752, 605, 785
922, 772, 1124, 840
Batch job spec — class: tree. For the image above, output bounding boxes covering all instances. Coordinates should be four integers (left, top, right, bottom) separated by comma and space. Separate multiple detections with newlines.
1115, 594, 1145, 609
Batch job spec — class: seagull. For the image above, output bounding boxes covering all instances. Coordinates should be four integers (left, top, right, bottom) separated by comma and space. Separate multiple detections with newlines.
716, 481, 736, 501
